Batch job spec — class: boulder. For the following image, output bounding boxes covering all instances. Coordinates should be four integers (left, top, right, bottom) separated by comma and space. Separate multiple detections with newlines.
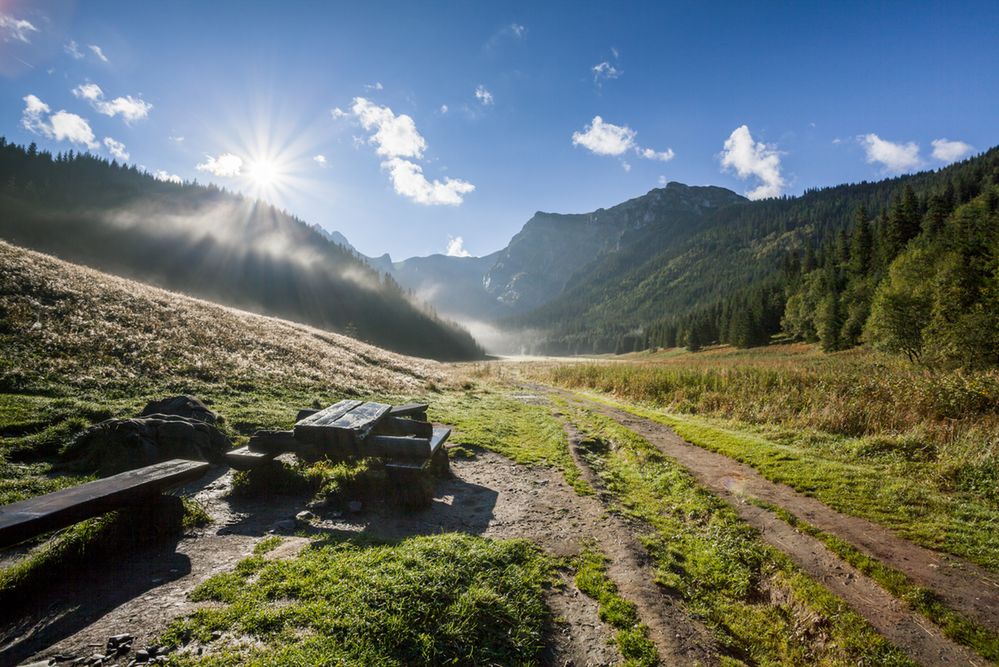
70, 414, 230, 475
139, 395, 219, 424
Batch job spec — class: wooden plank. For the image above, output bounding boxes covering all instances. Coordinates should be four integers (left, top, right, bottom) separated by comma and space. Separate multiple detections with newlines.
293, 399, 363, 445
389, 403, 429, 419
0, 459, 209, 549
326, 402, 391, 451
225, 446, 277, 470
372, 416, 433, 439
247, 430, 298, 454
429, 426, 451, 454
367, 435, 431, 459
367, 427, 450, 461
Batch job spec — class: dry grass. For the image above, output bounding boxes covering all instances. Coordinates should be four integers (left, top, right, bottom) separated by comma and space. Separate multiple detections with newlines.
0, 240, 447, 397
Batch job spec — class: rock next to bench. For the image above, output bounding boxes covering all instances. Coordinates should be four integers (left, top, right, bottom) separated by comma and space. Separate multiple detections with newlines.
139, 395, 220, 424
69, 415, 230, 475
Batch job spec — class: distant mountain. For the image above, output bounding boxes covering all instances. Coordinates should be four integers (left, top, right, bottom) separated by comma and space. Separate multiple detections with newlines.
372, 183, 746, 348
310, 225, 357, 254
0, 138, 483, 361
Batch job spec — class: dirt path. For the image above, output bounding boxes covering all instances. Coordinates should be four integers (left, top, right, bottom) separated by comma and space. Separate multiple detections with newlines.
5, 449, 717, 667
552, 388, 991, 667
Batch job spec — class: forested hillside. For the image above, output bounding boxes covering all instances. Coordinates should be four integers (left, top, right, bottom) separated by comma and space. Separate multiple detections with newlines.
516, 148, 999, 361
0, 138, 482, 361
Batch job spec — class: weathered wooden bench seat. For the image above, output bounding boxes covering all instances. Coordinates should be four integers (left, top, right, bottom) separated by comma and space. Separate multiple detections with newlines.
0, 458, 209, 549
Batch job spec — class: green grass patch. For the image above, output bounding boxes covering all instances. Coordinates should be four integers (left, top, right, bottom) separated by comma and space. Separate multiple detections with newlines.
755, 500, 999, 663
161, 532, 553, 665
430, 388, 594, 496
565, 404, 912, 666
574, 547, 658, 666
581, 392, 999, 572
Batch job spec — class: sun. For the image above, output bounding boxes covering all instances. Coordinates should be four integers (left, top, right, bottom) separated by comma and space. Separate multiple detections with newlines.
247, 159, 278, 187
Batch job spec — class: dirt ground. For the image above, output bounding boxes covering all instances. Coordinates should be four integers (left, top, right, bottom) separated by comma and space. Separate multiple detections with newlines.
553, 389, 991, 667
3, 446, 715, 667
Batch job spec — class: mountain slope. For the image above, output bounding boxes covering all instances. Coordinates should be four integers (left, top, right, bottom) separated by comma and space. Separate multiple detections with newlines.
0, 138, 482, 361
511, 149, 999, 353
0, 240, 445, 397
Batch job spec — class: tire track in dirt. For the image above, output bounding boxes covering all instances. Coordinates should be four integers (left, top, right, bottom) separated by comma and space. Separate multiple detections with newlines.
554, 388, 990, 667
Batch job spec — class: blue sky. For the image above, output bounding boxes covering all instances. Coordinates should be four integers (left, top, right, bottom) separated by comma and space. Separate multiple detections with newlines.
2, 1, 997, 259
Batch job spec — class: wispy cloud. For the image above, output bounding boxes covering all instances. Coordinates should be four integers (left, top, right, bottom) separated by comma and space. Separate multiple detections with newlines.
88, 44, 109, 62
572, 116, 675, 166
64, 40, 84, 59
592, 61, 622, 84
103, 137, 129, 161
930, 138, 973, 163
338, 97, 475, 206
73, 82, 152, 123
859, 133, 921, 173
313, 154, 327, 166
446, 235, 472, 257
21, 94, 99, 150
196, 153, 244, 177
719, 125, 786, 200
474, 85, 494, 106
0, 12, 38, 43
364, 81, 384, 91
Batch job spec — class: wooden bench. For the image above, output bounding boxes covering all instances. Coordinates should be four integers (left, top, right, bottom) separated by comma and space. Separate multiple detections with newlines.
0, 459, 209, 549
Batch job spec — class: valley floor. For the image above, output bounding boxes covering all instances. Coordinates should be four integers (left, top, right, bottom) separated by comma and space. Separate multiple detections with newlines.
6, 377, 998, 665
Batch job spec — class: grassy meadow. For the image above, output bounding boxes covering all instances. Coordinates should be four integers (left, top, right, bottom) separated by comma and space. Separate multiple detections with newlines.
528, 344, 999, 570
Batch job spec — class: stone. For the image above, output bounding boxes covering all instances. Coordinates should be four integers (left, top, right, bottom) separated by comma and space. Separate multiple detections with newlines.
295, 510, 315, 523
210, 630, 222, 641
135, 649, 149, 661
68, 414, 230, 475
107, 634, 133, 651
140, 395, 219, 424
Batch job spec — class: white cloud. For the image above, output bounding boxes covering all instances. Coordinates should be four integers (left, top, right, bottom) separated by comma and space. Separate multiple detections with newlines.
331, 107, 347, 119
64, 40, 84, 59
73, 83, 152, 123
439, 104, 448, 114
658, 175, 669, 187
103, 137, 129, 161
572, 116, 675, 166
345, 97, 474, 205
859, 133, 921, 173
592, 61, 622, 83
153, 170, 182, 184
719, 125, 786, 200
196, 153, 243, 177
510, 23, 526, 37
382, 158, 475, 206
446, 235, 472, 257
351, 97, 427, 159
21, 94, 98, 149
169, 134, 184, 143
364, 81, 384, 91
931, 138, 973, 163
0, 13, 38, 43
88, 44, 109, 62
621, 160, 631, 172
474, 85, 494, 106
313, 154, 327, 166
572, 116, 636, 156
639, 147, 675, 162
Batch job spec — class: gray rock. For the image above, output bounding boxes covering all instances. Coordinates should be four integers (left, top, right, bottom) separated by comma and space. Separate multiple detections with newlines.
69, 414, 230, 475
295, 510, 315, 523
140, 395, 219, 424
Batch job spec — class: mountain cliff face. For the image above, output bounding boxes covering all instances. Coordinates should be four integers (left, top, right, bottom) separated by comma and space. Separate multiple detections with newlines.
372, 183, 746, 335
483, 184, 746, 312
